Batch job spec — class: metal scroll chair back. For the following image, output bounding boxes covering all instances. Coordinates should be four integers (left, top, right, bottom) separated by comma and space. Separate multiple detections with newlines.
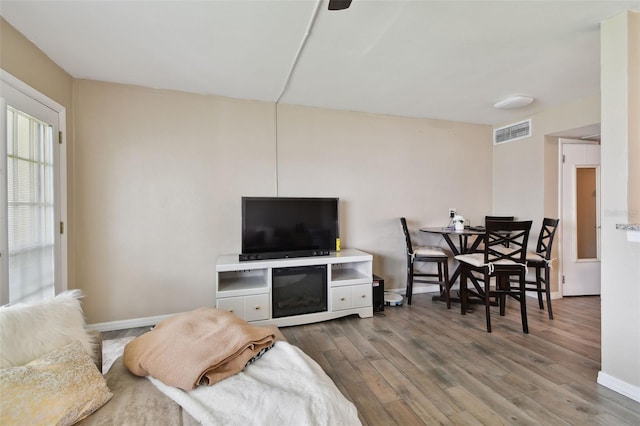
400, 218, 450, 307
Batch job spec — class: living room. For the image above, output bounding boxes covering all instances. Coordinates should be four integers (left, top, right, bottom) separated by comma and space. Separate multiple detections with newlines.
1, 0, 638, 415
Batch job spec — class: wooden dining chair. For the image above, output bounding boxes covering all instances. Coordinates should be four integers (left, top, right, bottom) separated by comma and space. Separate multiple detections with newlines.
400, 218, 450, 307
456, 220, 532, 333
524, 218, 560, 319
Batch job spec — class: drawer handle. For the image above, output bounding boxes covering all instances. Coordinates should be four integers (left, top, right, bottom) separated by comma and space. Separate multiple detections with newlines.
340, 297, 345, 301
361, 294, 366, 298
255, 306, 261, 310
229, 309, 234, 313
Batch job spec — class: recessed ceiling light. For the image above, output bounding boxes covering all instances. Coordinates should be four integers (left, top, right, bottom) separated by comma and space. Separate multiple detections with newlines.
494, 96, 534, 109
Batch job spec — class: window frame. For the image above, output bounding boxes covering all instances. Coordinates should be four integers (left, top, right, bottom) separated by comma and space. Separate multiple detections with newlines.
1, 70, 67, 305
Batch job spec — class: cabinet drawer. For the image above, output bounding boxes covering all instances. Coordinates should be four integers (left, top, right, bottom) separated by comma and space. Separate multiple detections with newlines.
331, 284, 372, 311
217, 294, 270, 322
244, 294, 270, 322
351, 283, 372, 308
217, 297, 244, 317
331, 286, 353, 311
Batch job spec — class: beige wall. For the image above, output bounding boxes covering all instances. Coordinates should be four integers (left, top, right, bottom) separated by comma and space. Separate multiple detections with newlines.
73, 80, 277, 322
599, 10, 640, 397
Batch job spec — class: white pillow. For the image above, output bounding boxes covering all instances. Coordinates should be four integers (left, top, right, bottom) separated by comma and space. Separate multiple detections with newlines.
0, 290, 95, 368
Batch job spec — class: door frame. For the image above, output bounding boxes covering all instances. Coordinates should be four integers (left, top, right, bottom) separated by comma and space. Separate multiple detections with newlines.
0, 70, 68, 304
557, 139, 601, 297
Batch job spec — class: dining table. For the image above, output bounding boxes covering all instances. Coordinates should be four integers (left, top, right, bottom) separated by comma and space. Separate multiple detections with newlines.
420, 226, 486, 302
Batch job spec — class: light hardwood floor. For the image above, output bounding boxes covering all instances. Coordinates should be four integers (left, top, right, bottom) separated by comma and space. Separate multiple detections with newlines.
103, 294, 640, 425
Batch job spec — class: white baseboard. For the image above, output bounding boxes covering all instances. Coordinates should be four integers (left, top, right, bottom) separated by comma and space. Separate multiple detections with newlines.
88, 313, 173, 332
597, 371, 640, 403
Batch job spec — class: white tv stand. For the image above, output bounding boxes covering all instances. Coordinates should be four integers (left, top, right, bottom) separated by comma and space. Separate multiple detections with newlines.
215, 248, 373, 327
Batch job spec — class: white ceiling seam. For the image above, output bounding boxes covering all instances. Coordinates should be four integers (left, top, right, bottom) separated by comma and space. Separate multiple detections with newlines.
276, 0, 323, 103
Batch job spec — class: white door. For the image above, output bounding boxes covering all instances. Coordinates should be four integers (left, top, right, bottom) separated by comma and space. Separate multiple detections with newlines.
1, 74, 67, 305
561, 141, 601, 296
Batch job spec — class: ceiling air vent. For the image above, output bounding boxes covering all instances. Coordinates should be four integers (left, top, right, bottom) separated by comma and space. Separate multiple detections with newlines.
493, 119, 532, 145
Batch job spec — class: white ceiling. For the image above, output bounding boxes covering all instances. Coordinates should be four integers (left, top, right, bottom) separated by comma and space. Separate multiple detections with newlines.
1, 0, 638, 125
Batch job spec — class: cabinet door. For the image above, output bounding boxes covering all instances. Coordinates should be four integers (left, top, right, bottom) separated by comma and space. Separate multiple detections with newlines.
352, 284, 372, 308
331, 286, 352, 311
244, 294, 270, 322
217, 297, 245, 318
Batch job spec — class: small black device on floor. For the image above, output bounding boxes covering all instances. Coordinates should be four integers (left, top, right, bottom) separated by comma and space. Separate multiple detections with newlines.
372, 274, 384, 312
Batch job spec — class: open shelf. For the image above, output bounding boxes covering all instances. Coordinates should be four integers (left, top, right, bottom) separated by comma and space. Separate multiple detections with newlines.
330, 260, 372, 286
217, 270, 268, 294
331, 268, 369, 284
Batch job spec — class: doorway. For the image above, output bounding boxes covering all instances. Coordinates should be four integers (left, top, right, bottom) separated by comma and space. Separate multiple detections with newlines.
560, 140, 601, 296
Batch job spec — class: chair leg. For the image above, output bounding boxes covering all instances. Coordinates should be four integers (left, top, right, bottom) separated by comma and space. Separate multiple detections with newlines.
460, 268, 467, 316
443, 260, 451, 309
520, 272, 529, 334
484, 272, 492, 333
437, 263, 443, 293
536, 266, 544, 309
406, 260, 413, 305
498, 276, 507, 316
544, 265, 554, 320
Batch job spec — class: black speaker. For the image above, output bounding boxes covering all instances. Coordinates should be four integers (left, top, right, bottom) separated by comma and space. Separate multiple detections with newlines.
372, 274, 384, 312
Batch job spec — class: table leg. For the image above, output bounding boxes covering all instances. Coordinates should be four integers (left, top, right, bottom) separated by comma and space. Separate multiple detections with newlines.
432, 233, 482, 304
432, 234, 460, 303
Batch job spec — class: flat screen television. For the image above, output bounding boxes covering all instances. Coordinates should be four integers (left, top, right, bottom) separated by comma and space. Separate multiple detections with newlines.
240, 197, 339, 261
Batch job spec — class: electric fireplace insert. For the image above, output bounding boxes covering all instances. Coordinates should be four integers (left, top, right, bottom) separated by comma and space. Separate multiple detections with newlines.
272, 265, 327, 318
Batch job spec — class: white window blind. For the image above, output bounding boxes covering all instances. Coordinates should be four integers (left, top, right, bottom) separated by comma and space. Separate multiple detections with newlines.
6, 106, 55, 303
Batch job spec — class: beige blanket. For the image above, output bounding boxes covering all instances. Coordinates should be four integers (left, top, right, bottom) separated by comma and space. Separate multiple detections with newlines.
123, 307, 275, 390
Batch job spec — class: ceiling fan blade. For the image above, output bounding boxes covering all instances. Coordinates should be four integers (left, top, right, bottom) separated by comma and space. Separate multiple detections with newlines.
328, 0, 352, 11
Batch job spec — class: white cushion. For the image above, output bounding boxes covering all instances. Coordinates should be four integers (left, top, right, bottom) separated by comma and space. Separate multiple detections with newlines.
455, 253, 485, 267
526, 251, 545, 263
0, 290, 95, 368
492, 244, 513, 255
415, 245, 448, 257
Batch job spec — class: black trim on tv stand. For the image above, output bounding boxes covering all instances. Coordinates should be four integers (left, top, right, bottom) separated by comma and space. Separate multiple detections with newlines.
239, 250, 330, 262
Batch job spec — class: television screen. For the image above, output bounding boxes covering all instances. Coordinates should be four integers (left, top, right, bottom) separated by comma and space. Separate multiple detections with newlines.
241, 197, 339, 261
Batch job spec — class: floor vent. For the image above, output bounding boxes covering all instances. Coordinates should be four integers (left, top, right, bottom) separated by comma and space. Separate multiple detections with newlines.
494, 119, 532, 145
